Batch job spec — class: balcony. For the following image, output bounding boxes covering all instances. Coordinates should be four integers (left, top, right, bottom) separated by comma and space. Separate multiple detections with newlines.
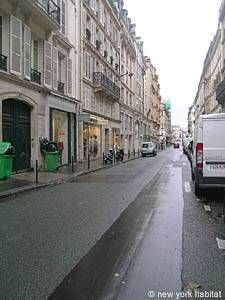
7, 0, 60, 31
58, 81, 65, 93
0, 54, 7, 72
93, 72, 120, 100
31, 69, 41, 85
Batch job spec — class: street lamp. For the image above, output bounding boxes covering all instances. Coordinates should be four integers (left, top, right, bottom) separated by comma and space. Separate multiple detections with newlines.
119, 71, 134, 78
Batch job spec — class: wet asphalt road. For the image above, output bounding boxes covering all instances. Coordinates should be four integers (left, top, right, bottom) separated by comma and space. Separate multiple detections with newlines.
0, 149, 170, 300
1, 148, 225, 300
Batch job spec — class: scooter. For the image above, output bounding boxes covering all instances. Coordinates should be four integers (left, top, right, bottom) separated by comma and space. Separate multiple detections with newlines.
104, 149, 114, 164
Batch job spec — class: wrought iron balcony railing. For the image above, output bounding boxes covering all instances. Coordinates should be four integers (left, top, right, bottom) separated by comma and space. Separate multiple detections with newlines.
0, 54, 7, 71
93, 72, 120, 99
31, 68, 41, 84
58, 81, 65, 93
32, 0, 60, 24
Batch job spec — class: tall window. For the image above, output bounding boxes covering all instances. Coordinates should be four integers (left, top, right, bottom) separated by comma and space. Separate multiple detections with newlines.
32, 40, 38, 70
0, 16, 2, 54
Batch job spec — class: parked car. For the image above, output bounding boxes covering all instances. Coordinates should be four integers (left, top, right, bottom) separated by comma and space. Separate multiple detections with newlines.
192, 113, 225, 197
173, 142, 180, 149
141, 142, 157, 157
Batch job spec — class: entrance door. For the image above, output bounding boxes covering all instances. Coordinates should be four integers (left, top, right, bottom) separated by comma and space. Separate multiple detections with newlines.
2, 99, 31, 171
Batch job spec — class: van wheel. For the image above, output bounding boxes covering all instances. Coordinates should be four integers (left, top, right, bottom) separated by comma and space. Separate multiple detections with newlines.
195, 182, 202, 197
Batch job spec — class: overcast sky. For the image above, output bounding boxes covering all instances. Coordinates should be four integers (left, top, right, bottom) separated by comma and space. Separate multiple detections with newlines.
125, 0, 222, 128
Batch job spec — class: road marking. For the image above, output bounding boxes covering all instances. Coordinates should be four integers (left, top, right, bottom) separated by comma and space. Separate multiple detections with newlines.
184, 181, 191, 193
216, 237, 225, 250
204, 205, 211, 212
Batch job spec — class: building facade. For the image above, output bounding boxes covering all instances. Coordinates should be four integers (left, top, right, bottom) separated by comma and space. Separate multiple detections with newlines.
0, 0, 164, 173
0, 0, 80, 171
80, 0, 121, 161
160, 102, 171, 148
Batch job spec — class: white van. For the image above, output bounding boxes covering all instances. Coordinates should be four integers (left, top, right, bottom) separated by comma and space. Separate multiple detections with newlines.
192, 113, 225, 196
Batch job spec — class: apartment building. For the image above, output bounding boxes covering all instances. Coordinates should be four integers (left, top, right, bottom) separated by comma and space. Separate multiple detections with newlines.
148, 62, 161, 144
119, 9, 136, 155
80, 0, 121, 160
160, 101, 171, 148
0, 0, 80, 171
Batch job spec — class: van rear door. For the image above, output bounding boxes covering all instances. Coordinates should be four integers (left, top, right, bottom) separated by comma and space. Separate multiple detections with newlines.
203, 117, 225, 178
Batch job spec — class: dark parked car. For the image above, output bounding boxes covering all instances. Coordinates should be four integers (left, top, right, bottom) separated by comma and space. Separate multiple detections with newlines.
173, 143, 180, 149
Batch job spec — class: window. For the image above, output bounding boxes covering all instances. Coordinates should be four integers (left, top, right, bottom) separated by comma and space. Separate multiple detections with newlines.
84, 51, 93, 80
57, 0, 66, 35
58, 52, 65, 83
32, 40, 38, 70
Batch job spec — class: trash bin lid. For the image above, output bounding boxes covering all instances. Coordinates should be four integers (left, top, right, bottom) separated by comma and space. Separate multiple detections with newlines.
0, 142, 11, 154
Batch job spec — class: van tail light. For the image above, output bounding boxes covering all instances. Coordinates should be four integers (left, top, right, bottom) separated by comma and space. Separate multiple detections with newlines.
196, 143, 203, 169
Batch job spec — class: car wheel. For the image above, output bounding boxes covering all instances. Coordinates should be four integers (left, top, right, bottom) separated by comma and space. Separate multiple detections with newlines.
142, 154, 145, 157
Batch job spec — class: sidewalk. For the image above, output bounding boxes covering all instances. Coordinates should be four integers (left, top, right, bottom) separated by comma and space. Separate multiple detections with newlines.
0, 152, 142, 200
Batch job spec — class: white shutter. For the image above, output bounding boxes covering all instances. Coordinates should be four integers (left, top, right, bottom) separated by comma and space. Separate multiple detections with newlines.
10, 15, 22, 75
91, 21, 95, 45
83, 9, 87, 36
52, 47, 58, 90
99, 1, 104, 25
67, 57, 72, 96
44, 41, 52, 88
24, 25, 31, 80
61, 0, 66, 35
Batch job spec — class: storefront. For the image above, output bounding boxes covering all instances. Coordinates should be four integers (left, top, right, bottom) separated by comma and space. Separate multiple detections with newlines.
83, 120, 102, 160
50, 108, 77, 165
112, 128, 120, 150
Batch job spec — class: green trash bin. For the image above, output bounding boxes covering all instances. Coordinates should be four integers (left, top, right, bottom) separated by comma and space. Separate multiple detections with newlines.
0, 142, 14, 179
44, 151, 59, 171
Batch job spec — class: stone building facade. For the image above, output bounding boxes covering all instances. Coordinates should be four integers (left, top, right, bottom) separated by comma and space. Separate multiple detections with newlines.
0, 0, 80, 171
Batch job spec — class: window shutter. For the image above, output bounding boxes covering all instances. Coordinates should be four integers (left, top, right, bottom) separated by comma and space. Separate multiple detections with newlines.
24, 25, 31, 80
10, 15, 22, 75
83, 9, 86, 36
61, 0, 65, 35
52, 47, 58, 90
44, 41, 52, 88
91, 21, 95, 45
67, 57, 72, 96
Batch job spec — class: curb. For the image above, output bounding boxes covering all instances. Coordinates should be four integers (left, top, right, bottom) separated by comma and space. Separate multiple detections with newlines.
0, 156, 141, 200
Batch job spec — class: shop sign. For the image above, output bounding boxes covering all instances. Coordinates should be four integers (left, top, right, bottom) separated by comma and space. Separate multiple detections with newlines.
78, 114, 91, 122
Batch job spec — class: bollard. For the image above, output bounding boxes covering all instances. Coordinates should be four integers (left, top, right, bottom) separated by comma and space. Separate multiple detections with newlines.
133, 149, 135, 157
35, 160, 38, 184
128, 150, 130, 159
88, 153, 90, 170
103, 152, 105, 165
71, 156, 74, 173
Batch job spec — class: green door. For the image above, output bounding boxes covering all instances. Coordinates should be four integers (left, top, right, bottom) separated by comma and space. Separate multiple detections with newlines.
2, 99, 31, 171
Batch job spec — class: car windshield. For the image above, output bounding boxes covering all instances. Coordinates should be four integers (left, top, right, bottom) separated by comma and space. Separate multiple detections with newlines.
142, 143, 153, 148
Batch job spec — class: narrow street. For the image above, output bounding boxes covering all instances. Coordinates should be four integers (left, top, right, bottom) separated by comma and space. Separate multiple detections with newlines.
1, 148, 225, 300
